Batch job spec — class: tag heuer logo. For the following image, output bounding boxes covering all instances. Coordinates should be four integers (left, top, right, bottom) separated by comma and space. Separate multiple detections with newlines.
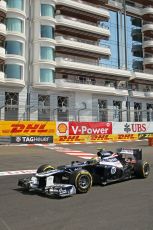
16, 137, 21, 142
124, 123, 131, 133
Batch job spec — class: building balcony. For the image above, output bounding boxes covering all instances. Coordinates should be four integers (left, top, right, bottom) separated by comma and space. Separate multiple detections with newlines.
144, 91, 153, 98
55, 78, 128, 96
56, 0, 109, 20
56, 15, 110, 39
130, 90, 146, 98
144, 56, 153, 65
142, 7, 153, 20
0, 0, 7, 14
7, 8, 26, 18
142, 23, 153, 38
134, 71, 153, 81
0, 47, 5, 60
4, 77, 25, 87
6, 31, 26, 40
130, 90, 153, 99
56, 57, 131, 78
85, 0, 108, 4
33, 81, 56, 89
55, 36, 111, 57
55, 78, 153, 99
5, 54, 25, 63
143, 40, 153, 52
0, 23, 6, 37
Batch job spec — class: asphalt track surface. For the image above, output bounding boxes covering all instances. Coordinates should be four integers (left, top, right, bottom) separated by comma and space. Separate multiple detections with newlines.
0, 141, 153, 230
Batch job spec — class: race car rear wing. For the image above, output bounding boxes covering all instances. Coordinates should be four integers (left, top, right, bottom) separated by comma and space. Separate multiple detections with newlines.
117, 148, 142, 160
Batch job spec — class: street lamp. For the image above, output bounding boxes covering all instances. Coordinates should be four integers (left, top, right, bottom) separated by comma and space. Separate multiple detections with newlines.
123, 0, 128, 70
78, 102, 87, 122
126, 93, 130, 122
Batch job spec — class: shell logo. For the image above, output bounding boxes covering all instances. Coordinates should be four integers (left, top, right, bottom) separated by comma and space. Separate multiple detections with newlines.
57, 123, 68, 134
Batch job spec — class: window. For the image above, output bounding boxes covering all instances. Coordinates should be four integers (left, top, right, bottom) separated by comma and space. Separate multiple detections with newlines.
40, 69, 54, 83
6, 0, 24, 10
5, 92, 19, 120
113, 101, 122, 122
41, 25, 54, 38
57, 96, 69, 121
41, 4, 54, 17
38, 95, 50, 121
134, 102, 142, 122
40, 47, 54, 60
147, 104, 153, 122
98, 99, 107, 122
5, 41, 23, 55
5, 64, 22, 79
99, 11, 143, 72
5, 92, 19, 106
6, 18, 23, 33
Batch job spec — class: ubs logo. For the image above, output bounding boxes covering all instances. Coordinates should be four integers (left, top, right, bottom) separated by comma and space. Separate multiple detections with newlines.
124, 123, 131, 133
124, 123, 147, 133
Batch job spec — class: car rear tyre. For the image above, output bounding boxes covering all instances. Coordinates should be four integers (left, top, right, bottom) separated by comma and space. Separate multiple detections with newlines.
37, 164, 54, 173
134, 160, 150, 178
69, 170, 92, 193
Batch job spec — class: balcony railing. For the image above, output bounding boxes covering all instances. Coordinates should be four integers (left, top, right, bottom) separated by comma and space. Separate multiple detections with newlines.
56, 15, 109, 30
56, 35, 110, 48
56, 36, 111, 56
57, 0, 109, 19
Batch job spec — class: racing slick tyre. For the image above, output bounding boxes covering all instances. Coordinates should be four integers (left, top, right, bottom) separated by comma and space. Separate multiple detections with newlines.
134, 160, 150, 178
69, 170, 92, 193
37, 164, 54, 173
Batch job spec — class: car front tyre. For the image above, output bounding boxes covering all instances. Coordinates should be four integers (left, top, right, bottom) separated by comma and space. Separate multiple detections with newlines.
69, 170, 92, 193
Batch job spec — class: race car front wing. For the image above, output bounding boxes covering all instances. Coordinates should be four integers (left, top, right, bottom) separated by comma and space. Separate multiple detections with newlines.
18, 177, 76, 198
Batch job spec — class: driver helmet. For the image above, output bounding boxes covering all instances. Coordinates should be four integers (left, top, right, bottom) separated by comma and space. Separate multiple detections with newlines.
97, 148, 113, 158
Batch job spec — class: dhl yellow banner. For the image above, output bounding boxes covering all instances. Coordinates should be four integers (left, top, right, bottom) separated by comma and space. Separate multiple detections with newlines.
55, 134, 115, 143
54, 133, 138, 143
0, 121, 56, 136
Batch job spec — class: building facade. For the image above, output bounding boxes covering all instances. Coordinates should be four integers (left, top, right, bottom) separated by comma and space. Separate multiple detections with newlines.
0, 0, 153, 122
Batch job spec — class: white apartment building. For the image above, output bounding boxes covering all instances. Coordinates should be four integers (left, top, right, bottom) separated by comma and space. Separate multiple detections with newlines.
0, 0, 153, 122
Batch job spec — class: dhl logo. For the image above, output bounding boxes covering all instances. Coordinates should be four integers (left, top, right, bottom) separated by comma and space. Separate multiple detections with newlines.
91, 135, 112, 141
10, 124, 49, 133
118, 134, 136, 140
138, 133, 153, 139
58, 135, 83, 142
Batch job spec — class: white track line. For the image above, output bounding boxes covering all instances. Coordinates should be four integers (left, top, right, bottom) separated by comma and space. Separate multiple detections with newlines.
65, 153, 95, 156
0, 169, 36, 176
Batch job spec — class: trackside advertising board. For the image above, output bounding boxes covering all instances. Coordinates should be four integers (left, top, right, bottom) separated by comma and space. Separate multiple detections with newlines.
113, 122, 153, 134
54, 134, 138, 144
54, 134, 115, 143
56, 122, 112, 136
0, 121, 56, 136
69, 122, 112, 135
11, 136, 53, 144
